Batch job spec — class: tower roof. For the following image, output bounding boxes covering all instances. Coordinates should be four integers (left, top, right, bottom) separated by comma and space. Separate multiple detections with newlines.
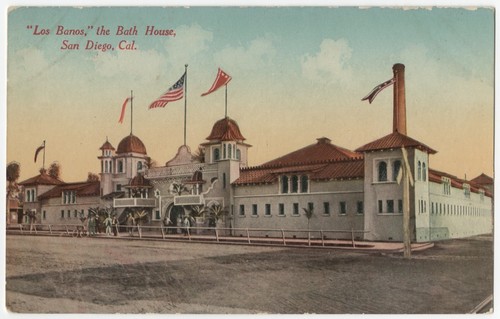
19, 171, 65, 186
127, 174, 152, 188
206, 117, 246, 141
99, 139, 115, 151
116, 134, 147, 155
356, 131, 437, 154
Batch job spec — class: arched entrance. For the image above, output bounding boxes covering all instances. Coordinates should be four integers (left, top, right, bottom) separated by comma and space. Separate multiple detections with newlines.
168, 205, 185, 233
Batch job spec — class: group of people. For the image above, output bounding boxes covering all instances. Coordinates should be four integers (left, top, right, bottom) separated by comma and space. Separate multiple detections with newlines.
83, 215, 118, 237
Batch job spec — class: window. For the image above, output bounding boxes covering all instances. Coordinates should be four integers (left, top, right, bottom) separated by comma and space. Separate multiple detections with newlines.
442, 177, 451, 195
137, 161, 143, 171
357, 201, 364, 214
61, 210, 65, 218
279, 203, 285, 216
63, 191, 76, 204
398, 200, 403, 213
67, 210, 71, 218
213, 148, 220, 161
378, 200, 383, 213
116, 184, 122, 192
281, 176, 289, 194
265, 204, 271, 216
323, 202, 330, 215
43, 211, 46, 220
228, 144, 233, 159
236, 149, 241, 160
393, 160, 402, 181
378, 162, 387, 182
223, 173, 226, 189
339, 202, 347, 215
118, 160, 124, 173
417, 161, 422, 181
293, 203, 299, 215
239, 204, 245, 216
74, 210, 78, 218
301, 175, 309, 193
463, 184, 471, 198
387, 200, 394, 213
105, 161, 109, 173
26, 189, 36, 202
252, 204, 258, 216
223, 144, 226, 159
291, 175, 299, 193
422, 163, 427, 181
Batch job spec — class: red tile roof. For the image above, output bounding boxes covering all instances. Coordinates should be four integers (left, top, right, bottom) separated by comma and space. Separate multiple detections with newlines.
233, 138, 364, 186
470, 173, 493, 186
206, 117, 246, 141
263, 137, 362, 167
127, 174, 152, 188
38, 181, 100, 200
99, 139, 115, 151
356, 132, 437, 154
19, 172, 64, 186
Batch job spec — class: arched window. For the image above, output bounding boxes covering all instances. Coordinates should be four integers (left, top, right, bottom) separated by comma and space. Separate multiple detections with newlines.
301, 175, 309, 193
137, 161, 143, 171
223, 144, 226, 159
418, 161, 422, 181
393, 160, 402, 181
118, 160, 124, 173
422, 162, 427, 181
236, 149, 241, 160
109, 161, 113, 173
213, 148, 220, 161
105, 160, 109, 173
281, 176, 289, 193
228, 144, 232, 159
378, 161, 387, 182
291, 175, 299, 193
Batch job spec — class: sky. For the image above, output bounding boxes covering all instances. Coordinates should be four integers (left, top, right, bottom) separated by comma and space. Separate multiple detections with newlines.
5, 5, 495, 182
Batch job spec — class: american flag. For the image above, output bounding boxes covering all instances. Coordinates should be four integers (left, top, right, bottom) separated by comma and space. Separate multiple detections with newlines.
201, 68, 232, 96
149, 72, 186, 109
361, 77, 395, 104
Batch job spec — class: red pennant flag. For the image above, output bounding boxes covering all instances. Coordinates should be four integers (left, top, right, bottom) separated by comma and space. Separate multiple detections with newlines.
201, 68, 232, 97
362, 78, 395, 104
34, 142, 45, 163
118, 97, 131, 123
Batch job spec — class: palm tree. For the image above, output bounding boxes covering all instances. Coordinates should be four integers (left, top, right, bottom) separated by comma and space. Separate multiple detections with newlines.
169, 182, 189, 196
302, 207, 314, 246
133, 209, 149, 237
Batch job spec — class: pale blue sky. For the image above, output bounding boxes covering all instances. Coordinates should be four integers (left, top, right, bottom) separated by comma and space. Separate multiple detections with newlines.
6, 6, 495, 181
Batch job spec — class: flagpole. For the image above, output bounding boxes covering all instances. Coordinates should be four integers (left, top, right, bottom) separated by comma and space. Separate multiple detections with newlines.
42, 140, 46, 170
184, 64, 188, 146
225, 84, 228, 118
130, 90, 133, 135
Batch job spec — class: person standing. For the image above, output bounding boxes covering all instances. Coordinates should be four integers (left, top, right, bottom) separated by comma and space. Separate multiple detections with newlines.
88, 215, 96, 237
112, 216, 118, 236
104, 215, 112, 236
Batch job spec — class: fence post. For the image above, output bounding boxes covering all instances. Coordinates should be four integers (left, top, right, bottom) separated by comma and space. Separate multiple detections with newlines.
351, 228, 356, 248
246, 228, 251, 244
49, 224, 52, 235
320, 230, 324, 247
308, 231, 311, 246
281, 229, 286, 246
19, 224, 23, 233
161, 225, 165, 239
138, 224, 142, 239
215, 228, 219, 242
65, 225, 70, 236
187, 227, 191, 241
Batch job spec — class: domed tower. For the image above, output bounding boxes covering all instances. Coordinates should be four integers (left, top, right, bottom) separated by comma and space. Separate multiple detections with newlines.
203, 117, 251, 168
98, 138, 115, 196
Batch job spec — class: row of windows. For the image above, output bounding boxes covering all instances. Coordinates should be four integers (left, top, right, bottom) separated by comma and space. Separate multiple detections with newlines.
101, 159, 145, 174
60, 209, 86, 219
213, 144, 241, 161
238, 201, 364, 217
25, 189, 36, 202
376, 159, 428, 183
431, 202, 489, 217
63, 191, 76, 204
280, 175, 309, 194
378, 199, 403, 214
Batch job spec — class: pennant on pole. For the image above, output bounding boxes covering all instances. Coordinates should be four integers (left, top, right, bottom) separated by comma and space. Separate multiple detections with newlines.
361, 78, 395, 104
34, 142, 45, 163
201, 68, 232, 97
118, 97, 131, 124
149, 72, 186, 109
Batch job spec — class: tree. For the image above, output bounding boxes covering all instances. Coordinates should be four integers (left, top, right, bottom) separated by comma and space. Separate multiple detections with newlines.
145, 157, 157, 169
87, 172, 100, 182
193, 146, 206, 163
169, 182, 189, 196
302, 207, 314, 246
6, 162, 20, 198
48, 162, 61, 179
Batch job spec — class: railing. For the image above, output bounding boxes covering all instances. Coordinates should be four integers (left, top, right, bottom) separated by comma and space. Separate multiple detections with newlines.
7, 223, 370, 248
113, 197, 156, 208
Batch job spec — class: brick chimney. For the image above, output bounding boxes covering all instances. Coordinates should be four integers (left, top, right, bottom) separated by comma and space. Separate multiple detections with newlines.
392, 63, 407, 135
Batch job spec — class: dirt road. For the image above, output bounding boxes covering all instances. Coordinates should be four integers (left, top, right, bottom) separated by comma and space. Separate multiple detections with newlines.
5, 234, 493, 314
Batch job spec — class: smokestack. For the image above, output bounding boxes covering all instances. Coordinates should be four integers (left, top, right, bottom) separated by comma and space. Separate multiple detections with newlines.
392, 63, 407, 135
